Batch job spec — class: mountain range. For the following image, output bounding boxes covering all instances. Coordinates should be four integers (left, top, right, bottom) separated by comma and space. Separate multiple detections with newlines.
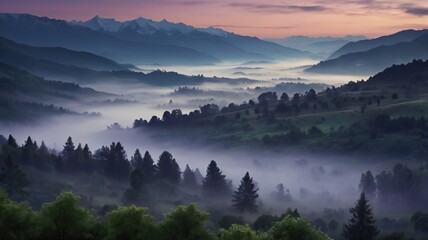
328, 29, 428, 59
266, 35, 366, 57
306, 33, 428, 75
0, 14, 311, 65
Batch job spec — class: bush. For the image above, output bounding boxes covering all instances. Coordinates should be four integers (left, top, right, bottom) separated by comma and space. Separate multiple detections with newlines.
218, 224, 257, 240
269, 216, 332, 240
105, 205, 158, 240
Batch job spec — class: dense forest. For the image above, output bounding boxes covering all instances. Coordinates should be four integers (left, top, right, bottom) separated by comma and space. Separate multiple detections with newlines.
1, 134, 428, 239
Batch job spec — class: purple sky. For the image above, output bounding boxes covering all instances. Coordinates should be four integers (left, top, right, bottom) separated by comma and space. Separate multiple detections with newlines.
1, 0, 427, 37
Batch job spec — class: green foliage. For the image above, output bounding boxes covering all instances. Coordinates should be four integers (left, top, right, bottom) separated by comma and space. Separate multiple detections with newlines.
269, 215, 332, 240
105, 205, 158, 240
218, 224, 257, 240
254, 214, 279, 231
218, 215, 245, 229
39, 192, 95, 240
160, 204, 215, 240
0, 190, 40, 240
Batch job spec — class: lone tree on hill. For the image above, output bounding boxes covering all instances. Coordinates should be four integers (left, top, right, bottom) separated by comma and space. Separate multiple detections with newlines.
343, 192, 379, 240
202, 160, 229, 196
232, 172, 259, 213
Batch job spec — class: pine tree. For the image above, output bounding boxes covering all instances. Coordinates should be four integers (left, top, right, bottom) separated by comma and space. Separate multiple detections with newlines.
81, 144, 94, 173
232, 172, 259, 213
62, 136, 75, 161
131, 149, 144, 170
202, 160, 229, 196
105, 142, 131, 181
39, 141, 49, 155
7, 134, 18, 148
194, 168, 204, 185
0, 155, 29, 197
182, 164, 197, 188
74, 143, 84, 171
342, 192, 379, 240
141, 151, 156, 181
21, 136, 35, 165
156, 151, 180, 184
359, 171, 376, 200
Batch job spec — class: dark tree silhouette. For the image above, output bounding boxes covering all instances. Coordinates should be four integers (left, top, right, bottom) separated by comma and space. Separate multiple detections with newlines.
280, 92, 289, 102
156, 151, 180, 184
62, 136, 75, 162
0, 155, 29, 197
343, 192, 379, 240
130, 149, 144, 170
7, 134, 18, 148
142, 151, 157, 181
182, 164, 197, 188
232, 172, 259, 213
202, 160, 229, 196
105, 142, 131, 181
359, 171, 376, 200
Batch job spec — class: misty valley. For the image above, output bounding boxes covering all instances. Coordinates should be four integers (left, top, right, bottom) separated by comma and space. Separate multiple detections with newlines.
1, 12, 428, 240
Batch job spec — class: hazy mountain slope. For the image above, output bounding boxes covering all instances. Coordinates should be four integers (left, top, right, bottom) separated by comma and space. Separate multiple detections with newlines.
0, 13, 217, 65
0, 40, 255, 86
0, 37, 127, 71
366, 59, 428, 84
329, 29, 428, 59
267, 35, 366, 56
305, 34, 428, 75
0, 62, 110, 103
73, 16, 311, 61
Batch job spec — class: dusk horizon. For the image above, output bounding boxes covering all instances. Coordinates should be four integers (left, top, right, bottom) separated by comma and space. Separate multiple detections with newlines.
1, 0, 427, 38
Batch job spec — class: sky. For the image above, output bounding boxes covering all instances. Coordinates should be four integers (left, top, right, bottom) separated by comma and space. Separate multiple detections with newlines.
1, 0, 427, 38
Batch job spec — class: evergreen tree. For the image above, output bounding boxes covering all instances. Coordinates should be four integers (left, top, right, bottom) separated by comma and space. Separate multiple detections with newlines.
182, 164, 197, 188
141, 151, 156, 181
105, 142, 131, 181
39, 141, 49, 155
359, 171, 376, 200
232, 172, 259, 213
22, 136, 35, 165
82, 144, 94, 173
0, 155, 29, 197
130, 149, 144, 170
280, 92, 289, 102
194, 168, 204, 185
62, 136, 75, 161
202, 160, 229, 196
342, 192, 379, 240
156, 151, 180, 184
7, 134, 18, 148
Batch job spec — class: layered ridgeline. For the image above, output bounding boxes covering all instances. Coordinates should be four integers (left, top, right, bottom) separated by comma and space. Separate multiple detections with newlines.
0, 63, 111, 122
266, 35, 366, 57
0, 13, 311, 65
0, 36, 257, 86
306, 30, 428, 75
134, 60, 428, 158
329, 29, 428, 59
